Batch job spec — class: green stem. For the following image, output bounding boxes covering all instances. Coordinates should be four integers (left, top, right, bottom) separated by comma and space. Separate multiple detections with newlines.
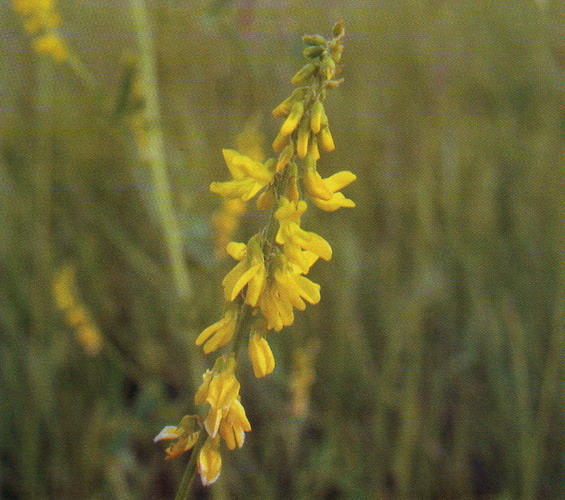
128, 0, 192, 303
174, 430, 208, 500
174, 300, 253, 499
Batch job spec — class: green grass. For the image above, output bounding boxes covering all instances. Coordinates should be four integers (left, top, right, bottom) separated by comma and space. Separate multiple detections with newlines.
1, 1, 563, 498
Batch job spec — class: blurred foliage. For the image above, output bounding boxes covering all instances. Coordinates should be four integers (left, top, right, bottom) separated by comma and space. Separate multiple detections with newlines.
1, 0, 564, 499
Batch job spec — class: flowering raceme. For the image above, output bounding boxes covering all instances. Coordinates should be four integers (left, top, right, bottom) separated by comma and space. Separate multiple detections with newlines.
156, 21, 353, 492
11, 0, 68, 62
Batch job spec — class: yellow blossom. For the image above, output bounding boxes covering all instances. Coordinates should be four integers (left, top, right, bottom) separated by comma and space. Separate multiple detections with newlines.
153, 415, 201, 460
259, 254, 321, 331
210, 150, 274, 202
279, 101, 305, 136
198, 436, 222, 486
309, 101, 324, 135
75, 324, 103, 356
52, 265, 103, 355
12, 0, 67, 62
275, 197, 332, 270
248, 329, 275, 378
222, 235, 266, 306
33, 32, 67, 61
219, 398, 251, 449
195, 308, 238, 354
308, 170, 356, 212
194, 356, 241, 437
212, 198, 247, 257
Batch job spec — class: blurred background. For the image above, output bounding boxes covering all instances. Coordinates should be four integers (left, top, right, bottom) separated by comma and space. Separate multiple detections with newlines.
1, 1, 564, 498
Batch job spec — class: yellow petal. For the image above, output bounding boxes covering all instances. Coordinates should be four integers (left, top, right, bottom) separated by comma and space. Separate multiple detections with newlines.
304, 165, 333, 201
198, 437, 222, 486
324, 171, 356, 192
318, 126, 335, 152
226, 242, 246, 261
310, 101, 324, 135
279, 101, 304, 136
311, 192, 355, 212
248, 333, 275, 378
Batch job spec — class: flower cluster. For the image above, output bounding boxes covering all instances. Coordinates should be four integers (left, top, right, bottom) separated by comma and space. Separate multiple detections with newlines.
52, 265, 103, 355
156, 21, 353, 488
12, 0, 67, 62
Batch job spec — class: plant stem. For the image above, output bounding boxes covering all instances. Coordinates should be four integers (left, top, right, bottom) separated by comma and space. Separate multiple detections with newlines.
174, 430, 208, 500
128, 0, 192, 303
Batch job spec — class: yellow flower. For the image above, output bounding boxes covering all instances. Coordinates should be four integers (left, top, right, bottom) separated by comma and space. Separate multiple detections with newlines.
76, 324, 103, 356
275, 197, 332, 271
212, 198, 247, 257
222, 235, 266, 306
259, 254, 321, 331
210, 149, 274, 202
33, 32, 67, 62
219, 398, 251, 449
195, 308, 238, 354
153, 415, 201, 460
302, 152, 355, 212
194, 356, 241, 437
198, 436, 222, 486
12, 0, 67, 62
52, 265, 75, 310
279, 101, 305, 136
309, 170, 356, 212
248, 329, 275, 378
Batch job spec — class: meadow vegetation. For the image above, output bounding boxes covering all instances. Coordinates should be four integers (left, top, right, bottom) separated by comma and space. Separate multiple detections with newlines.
0, 1, 563, 498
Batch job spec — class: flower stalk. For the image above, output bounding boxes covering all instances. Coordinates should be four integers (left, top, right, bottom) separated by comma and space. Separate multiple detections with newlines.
155, 21, 354, 494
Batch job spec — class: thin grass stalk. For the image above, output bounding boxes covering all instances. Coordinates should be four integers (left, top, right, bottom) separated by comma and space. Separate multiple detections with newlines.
533, 272, 565, 488
503, 297, 537, 499
23, 52, 56, 500
128, 0, 192, 303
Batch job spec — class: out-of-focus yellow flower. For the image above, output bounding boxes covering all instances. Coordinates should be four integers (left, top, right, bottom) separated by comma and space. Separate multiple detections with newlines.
210, 150, 274, 202
153, 415, 201, 460
52, 265, 102, 355
219, 398, 251, 449
259, 254, 321, 331
212, 120, 264, 257
52, 265, 75, 310
235, 117, 265, 163
75, 324, 103, 356
222, 235, 266, 306
212, 199, 247, 257
198, 436, 222, 486
290, 345, 318, 417
248, 328, 275, 378
33, 32, 66, 61
12, 0, 67, 62
195, 308, 238, 354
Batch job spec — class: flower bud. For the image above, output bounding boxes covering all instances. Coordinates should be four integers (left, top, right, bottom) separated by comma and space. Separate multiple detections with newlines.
279, 100, 304, 136
321, 56, 336, 80
296, 118, 310, 158
291, 63, 317, 86
308, 135, 320, 160
310, 101, 324, 134
302, 34, 327, 46
303, 45, 325, 58
272, 130, 290, 152
276, 143, 295, 172
272, 87, 308, 118
325, 78, 344, 90
319, 126, 335, 152
332, 20, 345, 38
